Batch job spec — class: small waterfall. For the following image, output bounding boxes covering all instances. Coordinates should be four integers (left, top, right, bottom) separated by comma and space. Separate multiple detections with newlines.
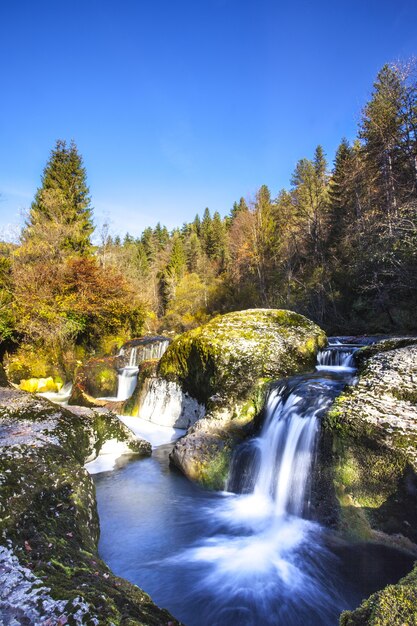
117, 367, 139, 401
121, 338, 170, 367
116, 337, 171, 402
227, 344, 358, 519
253, 387, 321, 517
316, 345, 358, 370
128, 347, 138, 367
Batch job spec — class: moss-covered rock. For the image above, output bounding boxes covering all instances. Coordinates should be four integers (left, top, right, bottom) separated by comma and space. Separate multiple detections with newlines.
69, 356, 120, 405
0, 387, 178, 625
316, 339, 417, 625
164, 309, 326, 488
340, 562, 417, 626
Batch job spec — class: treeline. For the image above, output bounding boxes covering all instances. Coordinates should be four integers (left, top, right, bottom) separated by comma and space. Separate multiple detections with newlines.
101, 62, 417, 334
1, 62, 416, 379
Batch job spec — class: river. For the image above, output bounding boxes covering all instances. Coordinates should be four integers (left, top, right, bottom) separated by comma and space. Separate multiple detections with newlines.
93, 342, 414, 625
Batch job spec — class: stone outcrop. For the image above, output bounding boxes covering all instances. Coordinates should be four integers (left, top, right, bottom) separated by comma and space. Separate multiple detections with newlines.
0, 387, 179, 625
160, 308, 327, 488
316, 338, 417, 626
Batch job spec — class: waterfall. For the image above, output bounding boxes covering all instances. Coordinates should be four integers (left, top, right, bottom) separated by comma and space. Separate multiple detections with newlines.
128, 347, 138, 367
117, 367, 139, 401
121, 338, 170, 367
227, 343, 358, 519
115, 337, 171, 402
316, 344, 359, 371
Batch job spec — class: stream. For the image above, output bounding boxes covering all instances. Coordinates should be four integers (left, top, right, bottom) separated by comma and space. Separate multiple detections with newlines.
93, 342, 415, 626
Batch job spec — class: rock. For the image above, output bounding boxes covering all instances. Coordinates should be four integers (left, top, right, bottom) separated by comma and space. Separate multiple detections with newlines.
160, 308, 326, 488
123, 360, 205, 428
318, 338, 417, 626
0, 388, 177, 626
69, 356, 120, 406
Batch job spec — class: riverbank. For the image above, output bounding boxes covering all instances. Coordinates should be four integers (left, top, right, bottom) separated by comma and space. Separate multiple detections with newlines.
0, 387, 179, 625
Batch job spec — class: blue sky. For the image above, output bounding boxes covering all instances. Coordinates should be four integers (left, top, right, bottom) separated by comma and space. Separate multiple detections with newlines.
1, 0, 417, 240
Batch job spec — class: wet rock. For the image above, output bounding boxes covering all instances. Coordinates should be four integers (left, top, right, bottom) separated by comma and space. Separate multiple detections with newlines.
319, 338, 417, 626
0, 387, 178, 625
161, 308, 326, 488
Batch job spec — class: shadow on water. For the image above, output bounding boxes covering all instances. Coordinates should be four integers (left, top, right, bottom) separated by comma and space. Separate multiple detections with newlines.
94, 342, 415, 626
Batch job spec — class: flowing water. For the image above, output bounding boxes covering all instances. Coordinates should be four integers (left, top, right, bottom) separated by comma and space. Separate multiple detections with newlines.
104, 337, 171, 402
94, 341, 414, 625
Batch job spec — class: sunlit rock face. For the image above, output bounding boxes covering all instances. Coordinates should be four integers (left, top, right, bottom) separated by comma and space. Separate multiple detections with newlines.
0, 386, 178, 625
320, 338, 417, 626
159, 308, 327, 489
133, 378, 205, 428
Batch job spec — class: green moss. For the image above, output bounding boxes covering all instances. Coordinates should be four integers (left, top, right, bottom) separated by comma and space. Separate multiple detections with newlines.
340, 563, 417, 626
159, 308, 326, 405
0, 393, 177, 624
392, 388, 417, 405
196, 445, 232, 490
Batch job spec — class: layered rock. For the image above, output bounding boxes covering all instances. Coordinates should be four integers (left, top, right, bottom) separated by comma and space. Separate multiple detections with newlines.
0, 387, 179, 625
159, 308, 327, 488
316, 338, 417, 626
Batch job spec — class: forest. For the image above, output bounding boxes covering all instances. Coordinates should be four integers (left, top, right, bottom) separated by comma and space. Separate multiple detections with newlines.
1, 62, 416, 379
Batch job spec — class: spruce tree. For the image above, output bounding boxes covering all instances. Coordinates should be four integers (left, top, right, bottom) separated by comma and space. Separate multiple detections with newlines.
27, 139, 93, 253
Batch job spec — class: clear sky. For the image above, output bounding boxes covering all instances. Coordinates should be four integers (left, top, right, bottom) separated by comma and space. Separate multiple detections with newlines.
1, 0, 417, 240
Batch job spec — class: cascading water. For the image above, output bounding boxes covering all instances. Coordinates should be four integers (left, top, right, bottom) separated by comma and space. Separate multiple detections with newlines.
94, 340, 414, 626
115, 338, 170, 402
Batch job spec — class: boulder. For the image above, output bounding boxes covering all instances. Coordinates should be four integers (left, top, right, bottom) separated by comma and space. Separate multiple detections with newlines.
316, 338, 417, 626
69, 356, 120, 406
123, 360, 205, 429
159, 308, 326, 488
0, 387, 178, 625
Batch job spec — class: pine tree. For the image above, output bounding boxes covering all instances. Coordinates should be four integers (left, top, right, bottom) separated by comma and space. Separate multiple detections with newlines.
230, 197, 249, 222
200, 207, 213, 255
168, 233, 187, 280
359, 65, 403, 222
26, 139, 93, 253
187, 232, 202, 272
210, 211, 227, 267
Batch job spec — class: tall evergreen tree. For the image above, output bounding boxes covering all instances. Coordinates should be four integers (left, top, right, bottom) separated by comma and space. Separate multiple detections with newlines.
26, 139, 93, 253
359, 65, 404, 223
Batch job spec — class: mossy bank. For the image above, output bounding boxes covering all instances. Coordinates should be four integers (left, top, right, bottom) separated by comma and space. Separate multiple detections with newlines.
314, 338, 417, 626
0, 387, 179, 625
161, 308, 326, 489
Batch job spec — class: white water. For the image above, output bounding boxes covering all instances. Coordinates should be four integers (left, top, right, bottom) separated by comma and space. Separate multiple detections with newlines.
119, 414, 186, 448
316, 345, 358, 373
85, 417, 185, 474
95, 341, 414, 625
116, 366, 139, 401
115, 338, 170, 402
120, 339, 170, 367
37, 382, 73, 405
253, 389, 321, 517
